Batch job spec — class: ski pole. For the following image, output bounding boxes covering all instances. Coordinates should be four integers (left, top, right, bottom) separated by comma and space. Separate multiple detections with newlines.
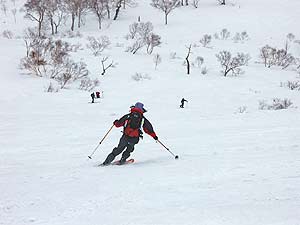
88, 124, 114, 159
157, 139, 179, 159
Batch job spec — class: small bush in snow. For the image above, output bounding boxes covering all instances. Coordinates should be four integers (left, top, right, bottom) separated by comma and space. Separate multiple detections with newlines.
132, 72, 151, 81
259, 98, 293, 110
79, 77, 100, 91
216, 51, 250, 76
235, 106, 247, 114
201, 66, 208, 75
86, 36, 111, 56
233, 31, 249, 43
169, 52, 179, 59
214, 28, 230, 40
153, 53, 162, 70
2, 30, 14, 39
285, 33, 295, 52
192, 0, 200, 8
20, 33, 89, 87
199, 34, 212, 48
56, 60, 89, 88
194, 56, 204, 68
259, 45, 295, 69
280, 80, 300, 91
126, 21, 161, 54
44, 82, 59, 92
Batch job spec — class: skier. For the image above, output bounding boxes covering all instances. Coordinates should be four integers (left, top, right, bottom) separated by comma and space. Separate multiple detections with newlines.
96, 91, 101, 98
180, 98, 188, 108
91, 92, 95, 103
102, 102, 158, 165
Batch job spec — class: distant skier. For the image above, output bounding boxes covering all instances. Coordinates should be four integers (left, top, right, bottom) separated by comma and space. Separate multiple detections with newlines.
180, 98, 188, 108
102, 102, 158, 165
96, 91, 101, 99
91, 92, 95, 103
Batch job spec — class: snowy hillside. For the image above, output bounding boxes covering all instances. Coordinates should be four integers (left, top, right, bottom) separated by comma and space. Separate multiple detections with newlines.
1, 0, 300, 225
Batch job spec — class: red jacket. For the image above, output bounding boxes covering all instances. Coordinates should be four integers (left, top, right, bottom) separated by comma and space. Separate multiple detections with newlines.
114, 107, 157, 138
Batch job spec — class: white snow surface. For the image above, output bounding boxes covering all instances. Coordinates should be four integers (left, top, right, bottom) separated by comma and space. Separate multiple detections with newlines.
1, 0, 300, 224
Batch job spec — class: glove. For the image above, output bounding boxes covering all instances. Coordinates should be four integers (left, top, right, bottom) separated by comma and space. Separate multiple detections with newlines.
113, 120, 119, 126
153, 136, 158, 140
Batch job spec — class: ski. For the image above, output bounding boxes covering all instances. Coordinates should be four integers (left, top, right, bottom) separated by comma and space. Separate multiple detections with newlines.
98, 158, 134, 167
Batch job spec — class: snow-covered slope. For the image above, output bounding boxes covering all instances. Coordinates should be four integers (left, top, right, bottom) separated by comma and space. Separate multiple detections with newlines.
1, 0, 300, 225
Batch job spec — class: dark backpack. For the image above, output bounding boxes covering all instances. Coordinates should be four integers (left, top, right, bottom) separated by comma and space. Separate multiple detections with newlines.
124, 112, 143, 137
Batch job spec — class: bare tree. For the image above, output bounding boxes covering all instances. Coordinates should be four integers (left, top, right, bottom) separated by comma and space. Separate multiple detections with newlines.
112, 0, 136, 20
151, 0, 180, 25
0, 0, 7, 16
46, 0, 66, 35
86, 36, 111, 56
23, 0, 48, 37
64, 0, 88, 31
185, 44, 192, 75
101, 56, 116, 75
216, 51, 250, 76
90, 0, 108, 29
11, 8, 17, 23
126, 22, 161, 54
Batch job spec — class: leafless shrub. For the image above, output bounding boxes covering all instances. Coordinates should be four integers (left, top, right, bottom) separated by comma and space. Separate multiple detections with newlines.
153, 53, 162, 70
216, 51, 250, 76
233, 31, 249, 43
132, 72, 151, 81
79, 77, 100, 91
86, 36, 110, 56
192, 0, 199, 8
285, 33, 295, 52
194, 56, 204, 68
214, 28, 230, 40
259, 98, 293, 110
170, 52, 179, 59
199, 34, 212, 47
280, 80, 300, 91
217, 0, 225, 5
126, 21, 161, 54
2, 30, 13, 39
56, 60, 89, 88
235, 106, 247, 114
44, 82, 59, 92
65, 30, 82, 38
20, 32, 89, 87
201, 66, 208, 75
259, 45, 295, 69
101, 56, 116, 75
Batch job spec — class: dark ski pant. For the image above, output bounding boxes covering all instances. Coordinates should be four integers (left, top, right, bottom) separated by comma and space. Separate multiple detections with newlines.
103, 134, 139, 164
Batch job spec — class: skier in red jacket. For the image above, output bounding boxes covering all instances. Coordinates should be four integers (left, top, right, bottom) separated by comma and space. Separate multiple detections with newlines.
102, 102, 158, 165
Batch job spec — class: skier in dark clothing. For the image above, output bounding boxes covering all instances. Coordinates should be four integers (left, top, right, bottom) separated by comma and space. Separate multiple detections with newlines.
180, 98, 188, 108
102, 102, 158, 165
91, 92, 95, 103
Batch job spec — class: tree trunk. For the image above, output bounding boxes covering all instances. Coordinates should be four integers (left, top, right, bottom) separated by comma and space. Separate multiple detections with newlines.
113, 4, 121, 20
164, 13, 168, 25
71, 13, 75, 31
50, 18, 54, 35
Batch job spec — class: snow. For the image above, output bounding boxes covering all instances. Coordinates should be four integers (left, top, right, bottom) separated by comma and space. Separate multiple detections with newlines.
1, 0, 300, 224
